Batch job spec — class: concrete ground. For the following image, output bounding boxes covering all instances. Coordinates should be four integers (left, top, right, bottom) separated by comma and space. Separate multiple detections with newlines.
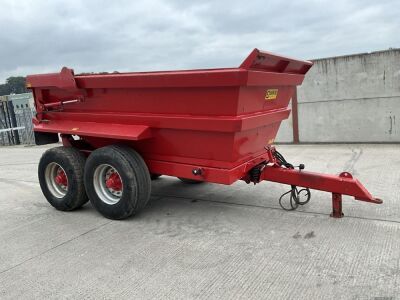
0, 144, 399, 299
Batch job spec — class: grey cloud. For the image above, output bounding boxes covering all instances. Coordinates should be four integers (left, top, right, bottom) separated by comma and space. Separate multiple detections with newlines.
0, 0, 399, 81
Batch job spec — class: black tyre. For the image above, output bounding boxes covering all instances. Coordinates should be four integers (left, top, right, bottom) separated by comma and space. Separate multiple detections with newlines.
150, 173, 162, 180
178, 177, 203, 184
38, 146, 88, 211
84, 145, 151, 220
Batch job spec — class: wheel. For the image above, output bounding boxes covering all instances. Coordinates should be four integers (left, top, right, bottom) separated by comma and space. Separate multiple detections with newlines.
178, 177, 203, 184
150, 173, 162, 180
84, 145, 151, 220
38, 146, 88, 211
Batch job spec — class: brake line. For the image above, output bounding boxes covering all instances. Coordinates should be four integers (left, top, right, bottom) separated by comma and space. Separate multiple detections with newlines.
272, 149, 312, 211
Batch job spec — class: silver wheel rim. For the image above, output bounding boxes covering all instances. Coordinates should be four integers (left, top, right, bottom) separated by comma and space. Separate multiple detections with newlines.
93, 164, 123, 205
45, 162, 68, 198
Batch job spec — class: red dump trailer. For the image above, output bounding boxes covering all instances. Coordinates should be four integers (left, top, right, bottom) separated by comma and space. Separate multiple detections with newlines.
27, 49, 382, 219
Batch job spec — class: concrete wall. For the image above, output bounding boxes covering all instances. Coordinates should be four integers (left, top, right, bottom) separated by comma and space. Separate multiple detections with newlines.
276, 49, 400, 143
275, 100, 294, 143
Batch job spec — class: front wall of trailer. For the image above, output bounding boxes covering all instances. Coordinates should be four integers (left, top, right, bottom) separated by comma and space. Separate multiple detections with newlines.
232, 124, 281, 161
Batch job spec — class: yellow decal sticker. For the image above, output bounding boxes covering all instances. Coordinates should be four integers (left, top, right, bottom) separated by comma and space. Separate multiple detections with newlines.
71, 127, 79, 131
26, 82, 32, 88
265, 89, 278, 101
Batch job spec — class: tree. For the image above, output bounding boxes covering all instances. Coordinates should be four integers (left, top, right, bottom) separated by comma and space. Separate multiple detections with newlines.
0, 76, 28, 96
0, 84, 9, 96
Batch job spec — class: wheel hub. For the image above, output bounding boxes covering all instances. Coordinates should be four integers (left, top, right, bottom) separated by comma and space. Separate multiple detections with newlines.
45, 162, 68, 198
55, 169, 68, 187
93, 164, 123, 205
105, 172, 122, 191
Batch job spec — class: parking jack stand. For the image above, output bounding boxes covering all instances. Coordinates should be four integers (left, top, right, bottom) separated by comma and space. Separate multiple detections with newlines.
330, 193, 344, 218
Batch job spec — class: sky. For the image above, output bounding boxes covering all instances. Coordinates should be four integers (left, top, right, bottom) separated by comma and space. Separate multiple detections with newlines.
0, 0, 399, 82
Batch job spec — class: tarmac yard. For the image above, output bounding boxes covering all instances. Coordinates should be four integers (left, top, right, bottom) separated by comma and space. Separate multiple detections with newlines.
0, 144, 399, 299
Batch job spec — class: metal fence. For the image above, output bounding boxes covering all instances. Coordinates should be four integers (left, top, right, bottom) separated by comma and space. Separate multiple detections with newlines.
0, 101, 36, 146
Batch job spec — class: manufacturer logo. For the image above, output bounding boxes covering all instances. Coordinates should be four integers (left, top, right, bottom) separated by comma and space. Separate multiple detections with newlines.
265, 89, 278, 100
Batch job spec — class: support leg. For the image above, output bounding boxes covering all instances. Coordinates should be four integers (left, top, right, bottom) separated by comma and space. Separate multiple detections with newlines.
330, 193, 344, 218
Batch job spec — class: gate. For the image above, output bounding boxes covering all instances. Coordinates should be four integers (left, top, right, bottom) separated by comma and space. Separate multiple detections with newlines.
0, 100, 35, 146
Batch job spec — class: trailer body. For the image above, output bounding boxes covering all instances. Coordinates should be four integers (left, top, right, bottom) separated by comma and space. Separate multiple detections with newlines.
27, 49, 381, 219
